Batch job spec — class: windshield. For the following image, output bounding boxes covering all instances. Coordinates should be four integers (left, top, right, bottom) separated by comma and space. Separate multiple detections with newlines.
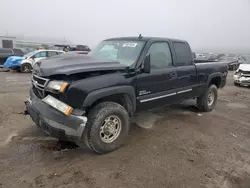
88, 40, 145, 66
24, 50, 38, 58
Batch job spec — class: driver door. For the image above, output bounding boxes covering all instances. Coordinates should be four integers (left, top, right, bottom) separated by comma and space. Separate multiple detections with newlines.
136, 41, 179, 111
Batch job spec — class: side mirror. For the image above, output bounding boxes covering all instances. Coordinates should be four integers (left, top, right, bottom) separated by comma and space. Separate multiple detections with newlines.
143, 54, 151, 73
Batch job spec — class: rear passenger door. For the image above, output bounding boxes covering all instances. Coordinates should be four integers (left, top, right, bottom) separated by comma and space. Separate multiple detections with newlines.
136, 41, 179, 110
48, 51, 58, 57
172, 41, 198, 99
32, 51, 47, 63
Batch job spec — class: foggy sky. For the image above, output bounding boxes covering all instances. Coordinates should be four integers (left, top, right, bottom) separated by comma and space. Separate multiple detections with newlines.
1, 0, 250, 52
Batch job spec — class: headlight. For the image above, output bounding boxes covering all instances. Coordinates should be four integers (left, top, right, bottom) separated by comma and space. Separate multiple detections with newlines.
42, 95, 73, 116
46, 81, 68, 93
234, 69, 242, 76
234, 72, 241, 76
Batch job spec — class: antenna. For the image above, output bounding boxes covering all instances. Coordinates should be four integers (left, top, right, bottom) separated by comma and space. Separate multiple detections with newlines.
138, 34, 143, 39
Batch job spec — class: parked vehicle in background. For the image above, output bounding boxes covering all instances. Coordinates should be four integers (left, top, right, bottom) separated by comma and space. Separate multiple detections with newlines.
0, 48, 24, 67
65, 51, 89, 55
45, 51, 89, 59
53, 44, 91, 52
241, 54, 250, 64
4, 49, 64, 73
21, 47, 37, 55
221, 56, 240, 70
233, 64, 250, 86
54, 45, 71, 52
26, 36, 228, 154
233, 55, 250, 87
207, 53, 225, 61
75, 45, 91, 52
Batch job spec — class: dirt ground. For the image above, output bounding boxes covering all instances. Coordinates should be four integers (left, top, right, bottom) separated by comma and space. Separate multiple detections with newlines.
0, 71, 250, 188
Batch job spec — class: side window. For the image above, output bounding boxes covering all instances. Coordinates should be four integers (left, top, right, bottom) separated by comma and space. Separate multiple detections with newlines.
173, 42, 192, 66
48, 51, 58, 57
33, 51, 47, 58
147, 42, 172, 69
56, 52, 63, 55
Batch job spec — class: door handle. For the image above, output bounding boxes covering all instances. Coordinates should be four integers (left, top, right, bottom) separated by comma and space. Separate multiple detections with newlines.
169, 72, 177, 79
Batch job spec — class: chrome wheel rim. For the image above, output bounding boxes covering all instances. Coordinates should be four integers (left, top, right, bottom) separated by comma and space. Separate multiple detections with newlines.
100, 115, 122, 143
207, 91, 215, 106
23, 65, 30, 72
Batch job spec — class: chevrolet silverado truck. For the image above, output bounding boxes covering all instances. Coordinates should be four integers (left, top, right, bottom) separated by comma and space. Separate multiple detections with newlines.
26, 36, 228, 154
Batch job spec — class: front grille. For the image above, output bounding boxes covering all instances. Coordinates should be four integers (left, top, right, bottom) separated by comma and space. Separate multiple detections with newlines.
241, 70, 250, 74
33, 74, 47, 85
241, 71, 250, 77
32, 74, 49, 98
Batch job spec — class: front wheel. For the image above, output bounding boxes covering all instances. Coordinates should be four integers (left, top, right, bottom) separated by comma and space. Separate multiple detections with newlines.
20, 63, 32, 73
197, 84, 218, 112
84, 102, 130, 154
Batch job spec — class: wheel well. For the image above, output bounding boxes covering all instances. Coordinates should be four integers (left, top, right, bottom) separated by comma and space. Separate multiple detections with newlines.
21, 62, 32, 66
89, 94, 134, 116
210, 77, 221, 88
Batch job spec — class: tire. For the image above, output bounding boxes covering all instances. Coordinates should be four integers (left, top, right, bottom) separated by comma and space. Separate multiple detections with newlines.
197, 84, 218, 112
20, 63, 32, 73
84, 102, 130, 154
16, 67, 21, 72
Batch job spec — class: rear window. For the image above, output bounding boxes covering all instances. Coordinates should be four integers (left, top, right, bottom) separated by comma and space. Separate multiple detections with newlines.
173, 42, 192, 66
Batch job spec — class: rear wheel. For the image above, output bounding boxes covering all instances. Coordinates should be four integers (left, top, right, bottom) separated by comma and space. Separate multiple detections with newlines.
20, 63, 32, 73
84, 102, 130, 154
197, 84, 218, 112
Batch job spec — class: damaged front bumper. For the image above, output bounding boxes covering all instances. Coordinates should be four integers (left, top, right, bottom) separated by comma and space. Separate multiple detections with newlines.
25, 89, 87, 143
233, 74, 250, 85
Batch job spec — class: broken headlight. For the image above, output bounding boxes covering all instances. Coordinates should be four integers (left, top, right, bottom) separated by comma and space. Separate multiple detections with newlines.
42, 95, 73, 116
234, 69, 242, 76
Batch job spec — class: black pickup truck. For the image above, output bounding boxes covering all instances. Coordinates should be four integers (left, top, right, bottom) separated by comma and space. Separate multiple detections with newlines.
26, 36, 228, 154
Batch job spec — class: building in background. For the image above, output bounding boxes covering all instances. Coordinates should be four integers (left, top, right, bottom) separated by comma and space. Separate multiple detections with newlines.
0, 36, 16, 48
0, 35, 72, 54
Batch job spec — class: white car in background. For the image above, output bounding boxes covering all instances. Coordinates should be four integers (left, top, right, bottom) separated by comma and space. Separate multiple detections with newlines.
233, 55, 250, 87
20, 49, 64, 72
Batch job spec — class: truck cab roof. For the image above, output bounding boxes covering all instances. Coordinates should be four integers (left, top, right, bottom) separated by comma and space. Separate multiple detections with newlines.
105, 36, 187, 43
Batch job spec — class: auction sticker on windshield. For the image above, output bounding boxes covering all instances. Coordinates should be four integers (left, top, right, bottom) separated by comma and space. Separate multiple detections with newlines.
122, 43, 138, 47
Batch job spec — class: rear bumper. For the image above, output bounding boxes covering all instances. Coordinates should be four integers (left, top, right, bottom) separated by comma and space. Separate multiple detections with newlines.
26, 89, 87, 143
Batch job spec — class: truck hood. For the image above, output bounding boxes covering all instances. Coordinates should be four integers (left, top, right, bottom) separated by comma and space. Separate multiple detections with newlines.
238, 64, 250, 71
35, 55, 129, 77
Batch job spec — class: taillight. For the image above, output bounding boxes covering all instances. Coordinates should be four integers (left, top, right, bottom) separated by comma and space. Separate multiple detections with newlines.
76, 51, 88, 54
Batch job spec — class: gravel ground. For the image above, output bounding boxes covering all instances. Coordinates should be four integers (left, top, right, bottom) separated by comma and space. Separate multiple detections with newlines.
0, 71, 250, 188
